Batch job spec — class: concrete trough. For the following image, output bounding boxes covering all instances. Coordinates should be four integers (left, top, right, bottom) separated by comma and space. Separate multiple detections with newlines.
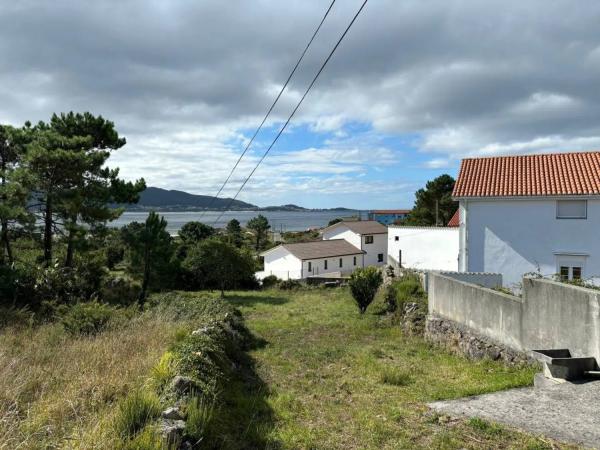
531, 349, 598, 382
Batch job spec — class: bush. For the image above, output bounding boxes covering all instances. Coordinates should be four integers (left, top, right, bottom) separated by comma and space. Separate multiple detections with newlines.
261, 275, 280, 289
114, 389, 161, 439
150, 351, 177, 392
383, 284, 398, 313
106, 245, 125, 270
349, 267, 383, 314
57, 301, 122, 335
278, 279, 301, 290
101, 276, 141, 306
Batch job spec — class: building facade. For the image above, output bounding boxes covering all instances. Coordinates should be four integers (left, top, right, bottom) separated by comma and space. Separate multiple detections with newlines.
322, 220, 388, 267
388, 226, 459, 271
367, 209, 411, 225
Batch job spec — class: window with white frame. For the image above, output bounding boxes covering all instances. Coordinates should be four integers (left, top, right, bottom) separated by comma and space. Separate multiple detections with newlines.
556, 200, 587, 219
365, 235, 374, 244
377, 253, 384, 262
353, 256, 357, 266
556, 254, 586, 281
339, 258, 343, 268
324, 260, 328, 270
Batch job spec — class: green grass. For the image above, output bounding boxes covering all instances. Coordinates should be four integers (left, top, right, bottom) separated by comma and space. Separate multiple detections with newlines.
220, 287, 577, 449
114, 390, 161, 439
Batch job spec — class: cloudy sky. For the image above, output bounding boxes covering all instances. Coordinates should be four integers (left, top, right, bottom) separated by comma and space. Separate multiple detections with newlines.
1, 1, 600, 208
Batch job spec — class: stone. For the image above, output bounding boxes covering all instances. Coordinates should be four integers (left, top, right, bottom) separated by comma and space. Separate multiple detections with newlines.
192, 325, 214, 336
170, 375, 198, 396
160, 419, 185, 446
162, 406, 184, 420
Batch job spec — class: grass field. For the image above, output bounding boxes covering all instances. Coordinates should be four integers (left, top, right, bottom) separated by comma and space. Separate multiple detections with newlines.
224, 287, 576, 450
0, 286, 579, 449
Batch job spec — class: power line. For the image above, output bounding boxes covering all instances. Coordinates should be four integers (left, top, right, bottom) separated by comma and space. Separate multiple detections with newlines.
201, 0, 337, 217
214, 0, 369, 226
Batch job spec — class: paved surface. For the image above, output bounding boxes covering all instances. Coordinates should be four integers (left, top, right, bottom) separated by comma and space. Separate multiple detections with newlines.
429, 380, 600, 449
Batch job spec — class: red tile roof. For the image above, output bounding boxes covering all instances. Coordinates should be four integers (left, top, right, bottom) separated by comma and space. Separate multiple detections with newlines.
453, 151, 600, 198
447, 209, 459, 227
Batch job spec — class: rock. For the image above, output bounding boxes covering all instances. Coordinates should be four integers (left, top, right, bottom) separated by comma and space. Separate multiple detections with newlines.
192, 325, 214, 336
160, 419, 185, 446
162, 406, 184, 420
170, 375, 198, 396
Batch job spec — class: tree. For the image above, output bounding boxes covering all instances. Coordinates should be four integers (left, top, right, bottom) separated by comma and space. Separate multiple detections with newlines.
247, 215, 270, 251
402, 174, 457, 226
225, 219, 243, 247
121, 212, 172, 303
182, 239, 256, 297
348, 267, 383, 314
0, 124, 32, 265
24, 113, 144, 267
179, 221, 214, 244
327, 218, 343, 227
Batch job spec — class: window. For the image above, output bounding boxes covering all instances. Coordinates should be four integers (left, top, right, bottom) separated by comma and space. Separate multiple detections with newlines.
560, 266, 569, 281
557, 200, 587, 219
573, 267, 582, 280
398, 250, 402, 267
324, 260, 328, 270
339, 258, 343, 268
308, 261, 312, 273
365, 235, 374, 244
353, 256, 357, 266
378, 253, 384, 262
394, 236, 399, 241
556, 254, 586, 281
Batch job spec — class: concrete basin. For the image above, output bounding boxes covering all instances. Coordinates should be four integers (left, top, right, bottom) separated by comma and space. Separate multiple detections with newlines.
531, 349, 598, 381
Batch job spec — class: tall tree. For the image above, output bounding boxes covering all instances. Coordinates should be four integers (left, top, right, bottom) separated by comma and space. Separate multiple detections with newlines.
403, 174, 457, 226
247, 215, 270, 251
225, 218, 243, 247
25, 113, 145, 266
0, 125, 32, 265
121, 212, 172, 303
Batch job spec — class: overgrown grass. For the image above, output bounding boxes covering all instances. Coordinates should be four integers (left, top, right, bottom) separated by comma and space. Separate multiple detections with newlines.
224, 287, 578, 449
113, 390, 161, 439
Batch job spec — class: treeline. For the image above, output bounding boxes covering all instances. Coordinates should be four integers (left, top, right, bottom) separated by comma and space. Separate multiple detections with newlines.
0, 112, 271, 312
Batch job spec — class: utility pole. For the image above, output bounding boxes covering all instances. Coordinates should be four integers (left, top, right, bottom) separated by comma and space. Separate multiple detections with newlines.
435, 199, 439, 226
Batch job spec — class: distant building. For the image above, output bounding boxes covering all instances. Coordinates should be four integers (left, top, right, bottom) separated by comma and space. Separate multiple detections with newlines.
367, 209, 411, 225
259, 220, 388, 280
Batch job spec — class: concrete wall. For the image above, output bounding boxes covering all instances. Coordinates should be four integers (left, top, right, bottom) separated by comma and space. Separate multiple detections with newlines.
388, 226, 459, 271
428, 273, 524, 350
460, 197, 600, 288
434, 271, 502, 289
428, 272, 600, 361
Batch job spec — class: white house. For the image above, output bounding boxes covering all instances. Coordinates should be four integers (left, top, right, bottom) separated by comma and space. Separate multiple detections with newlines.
387, 225, 459, 271
260, 239, 366, 280
454, 151, 600, 287
322, 220, 388, 267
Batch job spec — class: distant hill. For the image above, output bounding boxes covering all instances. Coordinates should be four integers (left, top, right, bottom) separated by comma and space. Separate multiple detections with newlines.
260, 204, 308, 212
127, 187, 257, 210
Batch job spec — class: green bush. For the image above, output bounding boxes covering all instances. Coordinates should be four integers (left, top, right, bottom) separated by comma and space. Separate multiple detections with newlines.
185, 396, 215, 441
114, 389, 161, 440
349, 267, 383, 314
261, 275, 280, 289
383, 284, 398, 313
57, 301, 121, 335
278, 279, 301, 290
101, 276, 141, 306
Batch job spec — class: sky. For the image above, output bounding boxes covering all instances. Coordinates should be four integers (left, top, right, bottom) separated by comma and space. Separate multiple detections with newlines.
1, 1, 600, 209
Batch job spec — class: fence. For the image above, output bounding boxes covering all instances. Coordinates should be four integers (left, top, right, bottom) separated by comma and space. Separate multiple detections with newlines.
428, 272, 600, 361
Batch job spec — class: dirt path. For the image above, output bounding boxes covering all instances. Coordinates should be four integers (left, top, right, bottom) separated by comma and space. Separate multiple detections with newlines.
429, 380, 600, 449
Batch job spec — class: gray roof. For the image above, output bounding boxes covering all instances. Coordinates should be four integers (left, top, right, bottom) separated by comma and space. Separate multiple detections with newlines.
327, 220, 387, 235
266, 239, 365, 260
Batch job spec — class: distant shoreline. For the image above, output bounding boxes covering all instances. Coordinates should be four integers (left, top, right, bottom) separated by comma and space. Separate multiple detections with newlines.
122, 207, 357, 213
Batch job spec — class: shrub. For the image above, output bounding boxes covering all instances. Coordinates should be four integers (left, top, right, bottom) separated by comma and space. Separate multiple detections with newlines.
150, 351, 177, 392
185, 396, 215, 441
101, 276, 141, 306
383, 284, 398, 313
58, 301, 121, 335
106, 245, 125, 270
349, 267, 383, 314
278, 279, 302, 290
114, 389, 161, 440
261, 275, 280, 289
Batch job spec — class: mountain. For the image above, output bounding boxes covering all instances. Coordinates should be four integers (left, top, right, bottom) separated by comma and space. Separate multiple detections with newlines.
127, 187, 258, 210
260, 204, 308, 212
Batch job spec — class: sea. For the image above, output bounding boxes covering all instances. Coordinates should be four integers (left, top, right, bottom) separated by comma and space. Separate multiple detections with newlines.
109, 210, 362, 234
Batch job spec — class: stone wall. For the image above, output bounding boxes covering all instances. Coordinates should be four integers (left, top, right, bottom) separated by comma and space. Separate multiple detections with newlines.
426, 272, 600, 362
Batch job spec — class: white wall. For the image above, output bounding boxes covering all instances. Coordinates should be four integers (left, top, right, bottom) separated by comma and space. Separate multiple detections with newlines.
388, 227, 459, 271
302, 253, 364, 277
262, 246, 303, 279
462, 197, 600, 288
322, 226, 361, 248
323, 225, 387, 268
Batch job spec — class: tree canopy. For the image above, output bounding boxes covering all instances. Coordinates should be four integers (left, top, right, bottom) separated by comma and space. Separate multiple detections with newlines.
247, 214, 270, 251
402, 174, 457, 226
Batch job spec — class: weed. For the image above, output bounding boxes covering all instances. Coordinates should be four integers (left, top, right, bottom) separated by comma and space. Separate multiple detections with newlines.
114, 390, 161, 439
380, 367, 414, 386
185, 395, 215, 442
468, 417, 503, 436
